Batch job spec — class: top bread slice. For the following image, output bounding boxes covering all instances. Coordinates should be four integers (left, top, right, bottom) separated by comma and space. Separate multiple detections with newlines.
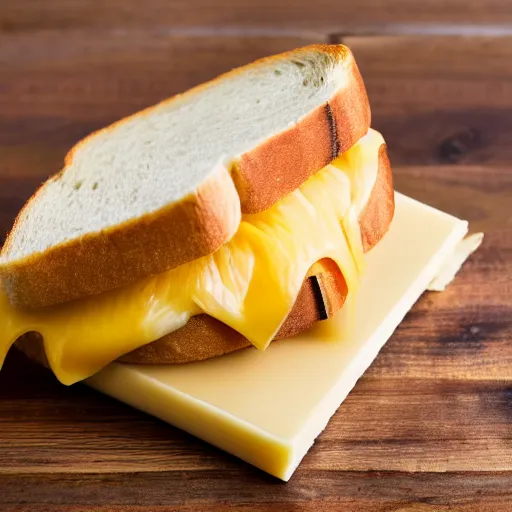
0, 44, 370, 310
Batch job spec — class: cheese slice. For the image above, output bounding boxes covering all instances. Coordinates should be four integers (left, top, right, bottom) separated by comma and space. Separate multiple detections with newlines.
427, 232, 483, 291
0, 129, 384, 385
87, 193, 473, 481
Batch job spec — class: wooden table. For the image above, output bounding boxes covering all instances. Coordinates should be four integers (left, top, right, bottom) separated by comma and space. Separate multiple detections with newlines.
1, 2, 511, 510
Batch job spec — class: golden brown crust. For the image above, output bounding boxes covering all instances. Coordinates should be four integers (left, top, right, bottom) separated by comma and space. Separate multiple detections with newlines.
120, 144, 393, 365
359, 144, 395, 252
1, 167, 241, 309
1, 44, 369, 310
234, 49, 370, 213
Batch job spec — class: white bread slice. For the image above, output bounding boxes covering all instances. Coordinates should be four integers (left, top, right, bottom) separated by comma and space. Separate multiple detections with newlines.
0, 44, 370, 310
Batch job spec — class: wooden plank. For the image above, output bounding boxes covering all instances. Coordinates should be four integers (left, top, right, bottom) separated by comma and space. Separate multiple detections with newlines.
368, 297, 512, 381
3, 506, 512, 512
1, 0, 511, 32
0, 31, 324, 122
1, 470, 511, 511
0, 26, 510, 509
5, 505, 512, 512
345, 35, 512, 166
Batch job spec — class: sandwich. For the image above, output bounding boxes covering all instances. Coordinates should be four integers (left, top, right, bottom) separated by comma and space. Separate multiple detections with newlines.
0, 44, 394, 385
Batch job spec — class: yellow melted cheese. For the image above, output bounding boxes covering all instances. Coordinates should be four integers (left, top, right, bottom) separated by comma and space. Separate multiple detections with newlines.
0, 129, 384, 385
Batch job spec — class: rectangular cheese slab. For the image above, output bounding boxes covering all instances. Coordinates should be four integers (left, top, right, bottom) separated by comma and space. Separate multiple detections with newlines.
87, 193, 471, 481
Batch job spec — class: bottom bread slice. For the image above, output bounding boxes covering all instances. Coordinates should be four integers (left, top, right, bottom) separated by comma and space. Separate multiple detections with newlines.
86, 193, 473, 480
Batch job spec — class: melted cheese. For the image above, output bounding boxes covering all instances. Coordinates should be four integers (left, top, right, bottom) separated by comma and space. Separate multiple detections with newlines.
0, 129, 384, 385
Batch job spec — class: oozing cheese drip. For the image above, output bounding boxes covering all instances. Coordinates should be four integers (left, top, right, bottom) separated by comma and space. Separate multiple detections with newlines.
0, 129, 384, 385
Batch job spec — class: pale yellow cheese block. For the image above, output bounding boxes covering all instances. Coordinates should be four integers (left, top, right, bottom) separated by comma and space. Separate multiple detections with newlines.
87, 193, 477, 481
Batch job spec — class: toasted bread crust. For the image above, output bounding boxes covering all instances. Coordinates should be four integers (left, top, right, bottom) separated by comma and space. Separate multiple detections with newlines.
119, 144, 393, 364
234, 49, 370, 213
1, 45, 370, 311
359, 144, 394, 252
1, 167, 241, 309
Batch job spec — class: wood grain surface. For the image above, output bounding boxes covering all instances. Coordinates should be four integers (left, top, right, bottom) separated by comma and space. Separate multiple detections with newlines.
1, 1, 511, 510
2, 0, 512, 32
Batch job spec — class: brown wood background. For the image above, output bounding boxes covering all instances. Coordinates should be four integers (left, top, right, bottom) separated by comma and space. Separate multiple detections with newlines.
0, 1, 511, 510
